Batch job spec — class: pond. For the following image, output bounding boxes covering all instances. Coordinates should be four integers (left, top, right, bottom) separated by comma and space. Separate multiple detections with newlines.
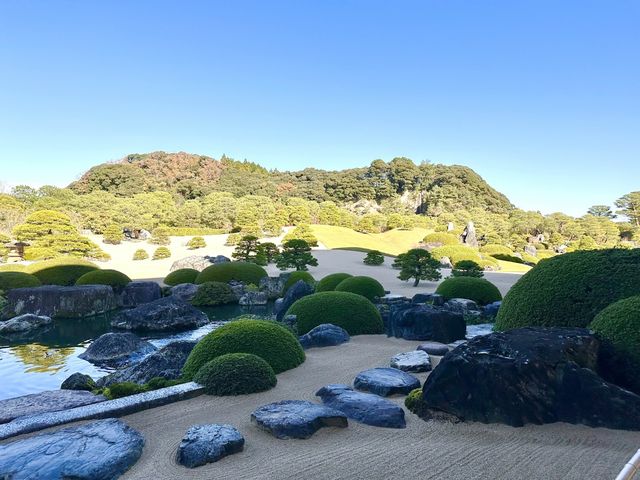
0, 303, 275, 401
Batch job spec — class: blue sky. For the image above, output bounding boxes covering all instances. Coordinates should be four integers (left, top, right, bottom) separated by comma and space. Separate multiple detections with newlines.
0, 0, 638, 216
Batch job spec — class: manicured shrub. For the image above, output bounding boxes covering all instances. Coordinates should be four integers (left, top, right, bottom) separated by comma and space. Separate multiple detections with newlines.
423, 232, 459, 246
149, 227, 171, 245
259, 242, 280, 263
193, 353, 277, 395
182, 319, 305, 379
495, 249, 640, 331
393, 249, 442, 287
286, 291, 384, 335
191, 281, 238, 306
102, 224, 123, 245
334, 275, 385, 302
451, 260, 484, 278
106, 382, 147, 399
23, 246, 59, 261
282, 224, 318, 246
164, 268, 199, 286
75, 269, 131, 289
152, 247, 171, 260
480, 244, 514, 256
435, 277, 502, 305
145, 377, 185, 390
283, 271, 315, 294
363, 250, 385, 265
0, 271, 42, 291
316, 273, 352, 292
133, 249, 149, 260
521, 252, 539, 264
187, 236, 206, 250
195, 261, 267, 285
26, 257, 99, 286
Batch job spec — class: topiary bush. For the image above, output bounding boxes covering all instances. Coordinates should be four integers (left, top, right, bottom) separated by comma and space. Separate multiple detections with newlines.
152, 247, 171, 260
435, 277, 502, 305
193, 353, 277, 395
133, 249, 149, 260
164, 268, 199, 286
363, 250, 385, 265
149, 227, 171, 245
480, 244, 514, 256
102, 224, 123, 245
286, 291, 384, 335
495, 249, 640, 331
182, 319, 305, 379
191, 281, 238, 306
423, 232, 459, 246
75, 269, 131, 290
283, 271, 315, 294
187, 236, 206, 250
334, 275, 385, 302
316, 273, 353, 292
195, 261, 267, 285
26, 257, 99, 286
0, 271, 42, 291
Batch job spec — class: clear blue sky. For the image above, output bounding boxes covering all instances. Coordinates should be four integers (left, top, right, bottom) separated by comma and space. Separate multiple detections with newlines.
0, 0, 638, 216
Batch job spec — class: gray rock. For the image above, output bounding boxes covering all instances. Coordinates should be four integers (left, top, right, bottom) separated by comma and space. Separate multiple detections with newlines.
117, 281, 162, 308
170, 255, 213, 272
0, 390, 105, 424
467, 323, 494, 338
0, 418, 143, 479
274, 280, 314, 321
228, 280, 246, 298
299, 323, 350, 349
79, 332, 156, 367
60, 373, 96, 391
210, 255, 231, 264
443, 298, 480, 315
524, 244, 538, 257
281, 314, 298, 331
259, 274, 289, 300
170, 283, 199, 302
0, 314, 52, 334
439, 256, 453, 268
461, 221, 478, 248
385, 303, 466, 342
390, 351, 432, 372
238, 291, 268, 306
483, 301, 501, 318
354, 367, 421, 396
251, 400, 348, 439
1, 285, 116, 319
411, 293, 445, 306
176, 424, 244, 468
416, 341, 450, 356
316, 384, 406, 428
110, 296, 209, 331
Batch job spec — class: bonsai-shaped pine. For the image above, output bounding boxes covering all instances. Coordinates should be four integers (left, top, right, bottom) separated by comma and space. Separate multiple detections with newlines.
363, 250, 384, 265
187, 236, 206, 250
102, 224, 123, 245
149, 227, 171, 245
258, 242, 280, 263
451, 260, 484, 278
393, 248, 442, 287
232, 235, 266, 265
276, 239, 318, 271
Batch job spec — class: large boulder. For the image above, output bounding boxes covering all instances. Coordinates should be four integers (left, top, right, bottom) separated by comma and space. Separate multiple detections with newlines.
60, 372, 96, 391
0, 314, 52, 334
170, 255, 213, 272
442, 298, 480, 315
419, 327, 640, 430
299, 324, 350, 349
0, 389, 105, 424
1, 285, 116, 319
177, 424, 244, 468
0, 419, 143, 479
274, 280, 314, 321
79, 332, 156, 367
170, 283, 199, 302
259, 274, 290, 300
110, 296, 209, 331
116, 281, 162, 308
238, 291, 268, 306
353, 367, 421, 396
385, 303, 466, 342
98, 340, 197, 387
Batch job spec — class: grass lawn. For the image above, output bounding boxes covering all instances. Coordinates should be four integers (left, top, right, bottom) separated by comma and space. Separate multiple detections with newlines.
496, 259, 532, 273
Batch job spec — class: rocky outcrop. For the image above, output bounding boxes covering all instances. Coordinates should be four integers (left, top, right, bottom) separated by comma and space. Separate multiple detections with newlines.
274, 280, 314, 321
110, 296, 209, 331
385, 303, 466, 342
79, 332, 156, 367
170, 283, 199, 302
299, 324, 350, 349
177, 424, 245, 468
259, 274, 290, 300
116, 281, 162, 308
0, 390, 105, 424
390, 351, 432, 372
0, 314, 52, 334
60, 372, 96, 391
353, 367, 421, 396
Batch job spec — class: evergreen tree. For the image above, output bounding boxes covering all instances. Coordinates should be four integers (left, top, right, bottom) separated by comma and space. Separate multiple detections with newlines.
276, 239, 318, 271
393, 248, 442, 286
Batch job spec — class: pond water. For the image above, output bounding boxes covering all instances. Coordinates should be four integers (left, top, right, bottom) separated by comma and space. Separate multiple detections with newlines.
0, 303, 274, 401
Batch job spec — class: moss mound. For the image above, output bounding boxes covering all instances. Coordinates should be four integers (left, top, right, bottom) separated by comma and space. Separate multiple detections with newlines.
423, 232, 459, 245
182, 319, 305, 379
0, 271, 42, 291
164, 268, 199, 286
195, 261, 267, 285
334, 275, 385, 302
194, 353, 277, 395
26, 257, 99, 286
435, 277, 501, 305
495, 249, 640, 330
191, 281, 238, 306
75, 269, 131, 289
286, 291, 384, 335
316, 273, 353, 292
430, 245, 498, 269
283, 271, 315, 293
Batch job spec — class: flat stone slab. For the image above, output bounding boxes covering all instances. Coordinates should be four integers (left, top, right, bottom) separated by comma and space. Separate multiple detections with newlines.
353, 367, 421, 396
251, 400, 348, 439
467, 323, 494, 338
416, 341, 450, 356
299, 323, 350, 349
0, 390, 106, 424
0, 418, 144, 479
0, 314, 52, 334
79, 332, 156, 366
390, 351, 432, 372
177, 424, 244, 468
316, 384, 406, 428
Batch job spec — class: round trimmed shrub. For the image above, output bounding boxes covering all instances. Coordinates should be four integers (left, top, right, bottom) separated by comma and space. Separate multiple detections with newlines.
164, 268, 199, 286
423, 232, 459, 245
195, 261, 267, 285
363, 250, 385, 265
286, 291, 384, 335
191, 281, 238, 306
316, 273, 352, 292
133, 249, 149, 261
495, 249, 640, 331
283, 271, 315, 293
193, 353, 277, 395
182, 319, 305, 379
0, 272, 42, 291
480, 244, 514, 256
75, 269, 131, 289
435, 277, 502, 305
335, 275, 385, 302
187, 236, 206, 250
26, 257, 99, 286
152, 247, 171, 260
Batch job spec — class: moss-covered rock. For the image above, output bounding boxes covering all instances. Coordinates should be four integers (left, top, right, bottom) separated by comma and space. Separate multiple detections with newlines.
191, 281, 238, 306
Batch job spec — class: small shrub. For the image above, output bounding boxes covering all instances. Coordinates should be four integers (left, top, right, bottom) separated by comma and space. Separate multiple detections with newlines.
105, 382, 147, 399
27, 257, 99, 286
0, 271, 42, 291
164, 268, 199, 286
405, 388, 422, 413
193, 353, 277, 395
224, 233, 242, 246
423, 232, 459, 246
451, 260, 484, 278
195, 261, 267, 285
165, 227, 224, 236
521, 252, 539, 265
145, 377, 185, 390
191, 281, 238, 306
435, 277, 502, 305
316, 273, 353, 292
102, 224, 123, 245
431, 245, 482, 264
187, 236, 207, 250
75, 269, 131, 290
363, 250, 385, 265
152, 247, 171, 260
283, 271, 315, 294
149, 227, 171, 245
133, 249, 149, 260
334, 275, 385, 302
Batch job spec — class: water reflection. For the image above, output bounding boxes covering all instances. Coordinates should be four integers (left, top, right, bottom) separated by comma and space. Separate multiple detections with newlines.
10, 344, 76, 373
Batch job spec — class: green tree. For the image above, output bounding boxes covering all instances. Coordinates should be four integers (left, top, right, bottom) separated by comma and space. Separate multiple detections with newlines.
276, 239, 318, 271
587, 205, 615, 218
451, 260, 484, 278
232, 235, 265, 264
13, 210, 76, 241
616, 192, 640, 227
393, 248, 442, 286
258, 242, 280, 263
282, 224, 318, 246
363, 250, 385, 265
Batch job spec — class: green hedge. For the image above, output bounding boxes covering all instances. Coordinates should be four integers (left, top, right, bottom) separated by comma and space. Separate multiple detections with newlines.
286, 291, 384, 335
423, 232, 459, 245
195, 261, 267, 285
191, 281, 238, 306
334, 275, 385, 302
182, 319, 305, 379
316, 273, 352, 292
435, 277, 502, 305
75, 269, 131, 289
283, 271, 315, 294
26, 257, 99, 286
495, 249, 640, 330
164, 268, 199, 286
0, 271, 42, 291
193, 353, 277, 395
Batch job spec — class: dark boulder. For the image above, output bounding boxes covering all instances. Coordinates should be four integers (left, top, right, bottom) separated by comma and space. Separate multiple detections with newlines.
390, 351, 432, 372
61, 372, 96, 391
110, 296, 208, 331
0, 314, 52, 334
442, 298, 480, 315
259, 274, 289, 300
238, 291, 268, 306
116, 281, 162, 308
483, 301, 501, 318
353, 367, 421, 396
177, 424, 244, 468
274, 280, 314, 321
412, 293, 445, 306
0, 390, 105, 424
385, 303, 466, 342
79, 332, 156, 367
299, 323, 350, 349
170, 283, 199, 302
416, 341, 449, 356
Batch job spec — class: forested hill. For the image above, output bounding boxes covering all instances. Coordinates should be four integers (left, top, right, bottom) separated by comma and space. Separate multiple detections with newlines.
69, 151, 513, 215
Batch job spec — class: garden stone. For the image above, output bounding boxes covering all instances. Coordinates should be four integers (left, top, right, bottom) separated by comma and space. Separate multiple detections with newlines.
0, 314, 52, 334
176, 424, 244, 468
443, 298, 480, 315
170, 283, 199, 302
524, 244, 537, 257
228, 280, 247, 297
110, 296, 208, 331
439, 256, 453, 268
467, 323, 494, 338
275, 280, 314, 321
117, 281, 162, 308
299, 323, 350, 349
390, 351, 432, 372
259, 273, 289, 300
354, 367, 421, 396
79, 332, 156, 367
412, 293, 445, 306
281, 314, 297, 331
251, 400, 348, 439
170, 255, 213, 272
0, 418, 143, 479
316, 384, 406, 428
0, 390, 105, 424
61, 372, 96, 391
461, 221, 478, 247
416, 341, 449, 356
210, 255, 230, 264
385, 303, 466, 342
239, 291, 268, 306
483, 301, 501, 318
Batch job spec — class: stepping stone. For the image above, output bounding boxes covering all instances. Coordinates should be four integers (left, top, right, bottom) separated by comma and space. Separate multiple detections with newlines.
176, 424, 244, 468
316, 384, 406, 428
353, 367, 420, 396
299, 323, 350, 349
0, 418, 143, 479
0, 389, 106, 424
390, 351, 432, 372
251, 400, 348, 439
416, 341, 450, 356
